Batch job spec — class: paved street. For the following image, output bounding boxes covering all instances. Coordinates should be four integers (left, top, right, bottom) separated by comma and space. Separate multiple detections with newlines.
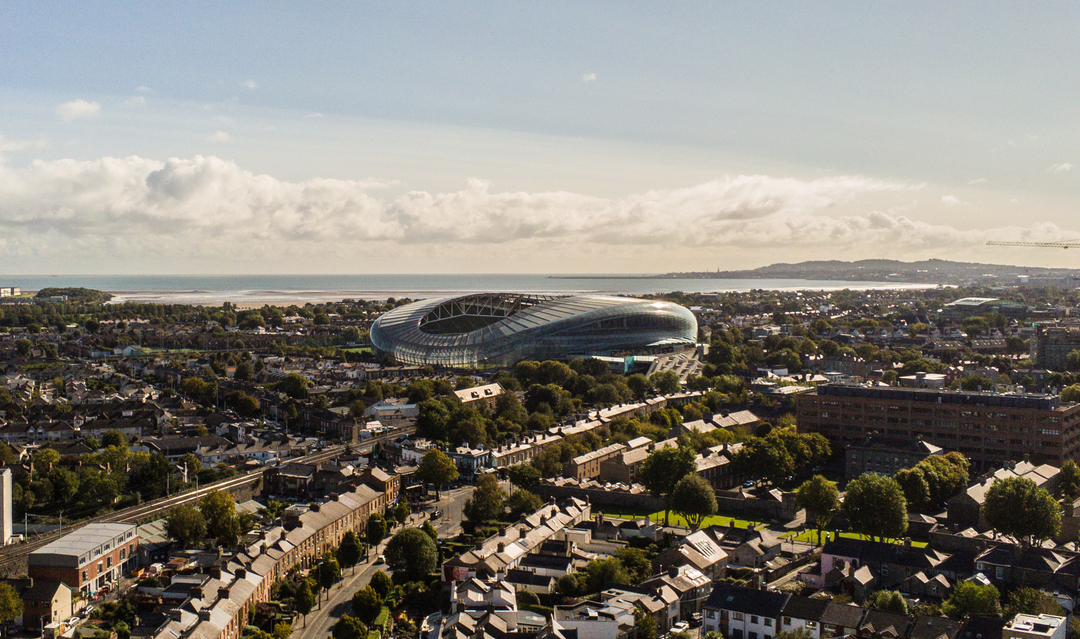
295, 485, 475, 639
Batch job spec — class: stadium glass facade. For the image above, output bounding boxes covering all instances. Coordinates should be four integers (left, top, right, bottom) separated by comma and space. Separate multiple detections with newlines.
370, 293, 698, 367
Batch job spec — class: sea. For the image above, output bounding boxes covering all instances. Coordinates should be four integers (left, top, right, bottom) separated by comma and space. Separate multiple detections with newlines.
3, 274, 936, 306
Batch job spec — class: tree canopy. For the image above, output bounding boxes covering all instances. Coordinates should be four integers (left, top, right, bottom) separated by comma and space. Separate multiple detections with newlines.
639, 445, 697, 525
672, 474, 717, 529
843, 473, 908, 541
984, 476, 1061, 546
416, 449, 459, 499
385, 527, 438, 582
795, 475, 839, 544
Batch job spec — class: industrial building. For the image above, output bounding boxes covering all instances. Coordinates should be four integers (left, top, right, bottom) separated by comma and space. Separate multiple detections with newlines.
370, 293, 697, 367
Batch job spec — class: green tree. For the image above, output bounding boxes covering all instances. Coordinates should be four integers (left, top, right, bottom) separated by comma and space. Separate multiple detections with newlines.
421, 521, 438, 541
796, 475, 840, 544
337, 531, 362, 574
585, 557, 630, 593
507, 464, 542, 491
318, 553, 340, 600
463, 474, 506, 526
393, 500, 410, 526
843, 473, 908, 541
505, 489, 544, 519
0, 582, 23, 632
732, 437, 794, 485
1005, 587, 1065, 617
639, 446, 698, 525
415, 399, 452, 441
166, 504, 207, 547
634, 609, 658, 639
894, 467, 931, 512
226, 390, 261, 417
332, 616, 368, 639
366, 513, 387, 553
868, 590, 908, 614
235, 361, 255, 382
941, 581, 1001, 619
13, 339, 31, 357
649, 371, 682, 395
1062, 384, 1080, 403
101, 430, 127, 448
351, 585, 383, 624
672, 474, 717, 529
369, 570, 394, 599
614, 548, 652, 584
272, 622, 292, 639
277, 373, 310, 399
385, 528, 438, 582
984, 476, 1061, 546
1060, 460, 1080, 500
626, 374, 652, 400
416, 449, 459, 499
293, 581, 315, 626
199, 490, 240, 546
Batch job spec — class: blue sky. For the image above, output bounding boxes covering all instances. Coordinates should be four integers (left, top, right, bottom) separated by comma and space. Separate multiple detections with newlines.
1, 2, 1079, 273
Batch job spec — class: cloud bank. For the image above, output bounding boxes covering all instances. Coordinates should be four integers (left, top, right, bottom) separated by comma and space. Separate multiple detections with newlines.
0, 153, 1071, 271
56, 99, 102, 122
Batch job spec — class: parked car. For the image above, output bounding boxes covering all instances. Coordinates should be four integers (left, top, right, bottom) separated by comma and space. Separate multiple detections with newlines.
670, 622, 689, 635
375, 555, 385, 564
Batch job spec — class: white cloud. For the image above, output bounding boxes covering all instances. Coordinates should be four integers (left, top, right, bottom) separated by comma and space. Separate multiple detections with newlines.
122, 96, 146, 109
241, 79, 257, 90
304, 113, 324, 119
135, 86, 155, 94
0, 132, 46, 153
941, 195, 965, 206
968, 178, 987, 185
582, 73, 597, 83
4, 153, 1070, 271
1051, 163, 1073, 174
215, 116, 233, 124
55, 99, 101, 122
206, 131, 231, 143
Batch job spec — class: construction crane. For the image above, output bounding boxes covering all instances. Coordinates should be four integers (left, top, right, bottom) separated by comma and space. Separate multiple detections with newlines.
987, 240, 1080, 249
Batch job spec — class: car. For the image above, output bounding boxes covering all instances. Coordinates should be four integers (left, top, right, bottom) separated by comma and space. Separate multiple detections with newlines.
670, 622, 689, 635
83, 605, 95, 616
375, 555, 385, 564
430, 510, 442, 519
689, 613, 702, 628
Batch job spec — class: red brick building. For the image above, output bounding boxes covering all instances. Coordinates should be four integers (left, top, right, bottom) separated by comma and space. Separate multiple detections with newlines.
28, 523, 139, 596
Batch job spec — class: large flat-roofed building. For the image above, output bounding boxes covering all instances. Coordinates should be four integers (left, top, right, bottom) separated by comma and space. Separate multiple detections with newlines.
1031, 324, 1080, 371
29, 523, 138, 595
797, 384, 1080, 471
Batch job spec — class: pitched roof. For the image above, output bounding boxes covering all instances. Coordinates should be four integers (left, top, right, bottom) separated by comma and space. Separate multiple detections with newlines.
703, 583, 790, 618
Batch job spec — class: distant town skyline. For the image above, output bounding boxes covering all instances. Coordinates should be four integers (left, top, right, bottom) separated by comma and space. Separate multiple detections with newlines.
2, 3, 1080, 274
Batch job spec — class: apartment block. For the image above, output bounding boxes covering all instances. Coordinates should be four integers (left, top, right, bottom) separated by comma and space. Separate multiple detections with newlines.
796, 385, 1080, 471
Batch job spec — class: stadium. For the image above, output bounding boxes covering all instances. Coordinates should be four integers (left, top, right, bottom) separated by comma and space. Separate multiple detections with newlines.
369, 293, 698, 367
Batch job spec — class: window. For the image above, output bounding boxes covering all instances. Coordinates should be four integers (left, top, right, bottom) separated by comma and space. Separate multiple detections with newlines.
749, 633, 758, 639
752, 616, 759, 624
765, 620, 773, 627
785, 618, 792, 626
707, 611, 716, 619
733, 613, 745, 621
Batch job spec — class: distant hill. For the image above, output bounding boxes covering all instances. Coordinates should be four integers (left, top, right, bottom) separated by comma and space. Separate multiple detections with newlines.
35, 287, 113, 304
655, 259, 1080, 284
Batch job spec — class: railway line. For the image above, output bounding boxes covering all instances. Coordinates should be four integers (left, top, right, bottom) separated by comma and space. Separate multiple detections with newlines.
0, 440, 374, 576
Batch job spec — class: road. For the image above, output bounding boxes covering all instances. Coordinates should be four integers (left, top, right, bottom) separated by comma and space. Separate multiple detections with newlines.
295, 485, 475, 639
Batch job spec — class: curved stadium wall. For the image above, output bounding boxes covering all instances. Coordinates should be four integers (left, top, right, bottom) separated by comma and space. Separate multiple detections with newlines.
369, 293, 698, 367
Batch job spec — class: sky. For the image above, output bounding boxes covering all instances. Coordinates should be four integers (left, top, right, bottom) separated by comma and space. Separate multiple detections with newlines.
1, 2, 1080, 274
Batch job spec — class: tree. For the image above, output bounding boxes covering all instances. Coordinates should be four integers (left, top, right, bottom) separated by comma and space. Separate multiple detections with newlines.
0, 582, 23, 632
1060, 460, 1080, 500
102, 430, 127, 448
585, 558, 630, 593
421, 521, 438, 541
293, 581, 315, 626
366, 513, 387, 552
272, 622, 292, 639
199, 490, 240, 546
13, 339, 31, 357
385, 528, 438, 582
941, 581, 1001, 619
416, 449, 459, 499
614, 548, 652, 584
415, 399, 452, 441
984, 476, 1061, 546
1062, 384, 1080, 403
868, 590, 908, 614
508, 464, 542, 491
277, 373, 310, 399
337, 531, 362, 573
235, 361, 255, 382
639, 446, 698, 525
732, 437, 794, 485
1006, 587, 1065, 617
843, 473, 908, 541
333, 616, 368, 639
369, 570, 394, 599
634, 608, 657, 639
505, 489, 544, 519
166, 504, 207, 547
796, 475, 840, 544
227, 390, 261, 417
393, 500, 410, 526
464, 474, 506, 526
672, 474, 717, 529
650, 371, 682, 395
894, 467, 931, 512
318, 553, 340, 600
351, 585, 383, 624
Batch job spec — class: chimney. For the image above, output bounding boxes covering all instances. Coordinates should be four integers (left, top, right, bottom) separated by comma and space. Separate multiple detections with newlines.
497, 542, 505, 553
540, 515, 547, 526
218, 587, 229, 601
668, 565, 679, 577
499, 527, 507, 537
199, 609, 212, 621
310, 503, 320, 512
210, 566, 222, 579
236, 568, 247, 579
189, 586, 203, 599
169, 610, 183, 621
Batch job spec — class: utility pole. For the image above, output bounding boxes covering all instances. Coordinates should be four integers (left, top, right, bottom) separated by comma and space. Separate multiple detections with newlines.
59, 510, 63, 532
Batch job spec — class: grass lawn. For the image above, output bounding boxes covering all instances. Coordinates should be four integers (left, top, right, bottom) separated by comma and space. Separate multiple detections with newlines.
781, 529, 928, 547
341, 347, 372, 354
